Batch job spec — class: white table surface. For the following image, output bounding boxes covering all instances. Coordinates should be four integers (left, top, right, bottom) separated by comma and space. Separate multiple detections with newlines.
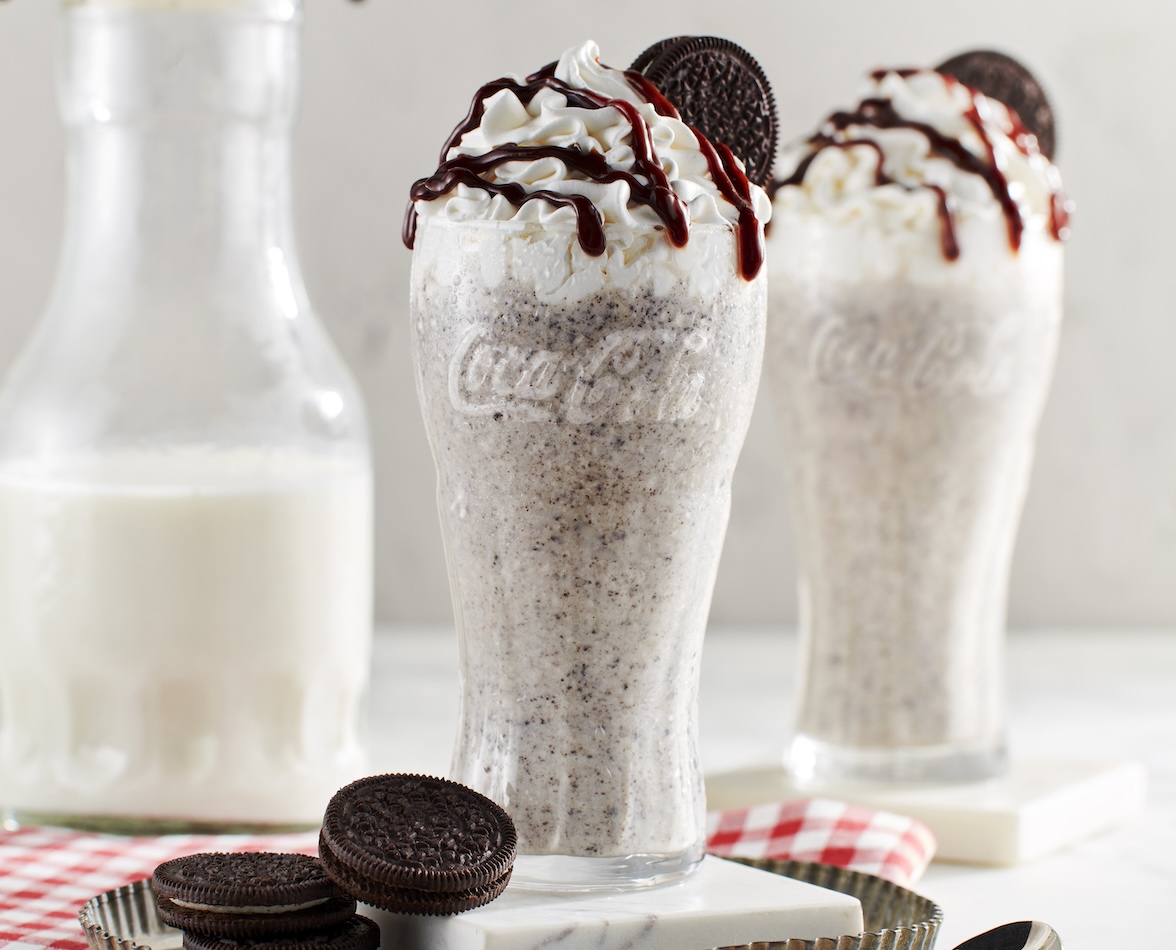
369, 625, 1176, 950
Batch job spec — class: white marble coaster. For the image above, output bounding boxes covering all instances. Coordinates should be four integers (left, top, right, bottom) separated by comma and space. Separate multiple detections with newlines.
362, 855, 864, 950
705, 756, 1147, 866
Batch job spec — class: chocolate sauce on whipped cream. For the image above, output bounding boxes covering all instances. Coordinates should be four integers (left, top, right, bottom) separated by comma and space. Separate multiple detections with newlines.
404, 61, 764, 280
774, 69, 1069, 260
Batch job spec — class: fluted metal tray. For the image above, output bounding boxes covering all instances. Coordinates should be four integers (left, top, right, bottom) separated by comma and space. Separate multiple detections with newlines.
719, 858, 943, 950
79, 861, 942, 950
79, 880, 182, 950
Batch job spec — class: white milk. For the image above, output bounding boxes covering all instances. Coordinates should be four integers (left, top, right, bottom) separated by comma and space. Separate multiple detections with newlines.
0, 449, 372, 827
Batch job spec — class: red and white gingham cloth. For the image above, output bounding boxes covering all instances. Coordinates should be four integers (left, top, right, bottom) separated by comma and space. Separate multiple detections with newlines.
706, 798, 936, 887
0, 800, 934, 950
0, 827, 319, 950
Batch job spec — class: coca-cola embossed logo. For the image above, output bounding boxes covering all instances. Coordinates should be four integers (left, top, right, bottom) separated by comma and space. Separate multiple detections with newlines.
807, 316, 1019, 396
448, 325, 709, 423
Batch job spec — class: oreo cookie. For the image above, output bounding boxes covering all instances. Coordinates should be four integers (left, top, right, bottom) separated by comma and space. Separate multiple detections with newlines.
631, 36, 778, 186
318, 773, 517, 916
936, 49, 1056, 159
629, 36, 688, 75
181, 915, 381, 950
153, 852, 356, 939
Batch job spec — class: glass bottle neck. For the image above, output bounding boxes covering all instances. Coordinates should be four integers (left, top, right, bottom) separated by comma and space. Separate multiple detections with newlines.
0, 0, 369, 467
60, 121, 296, 286
54, 3, 303, 298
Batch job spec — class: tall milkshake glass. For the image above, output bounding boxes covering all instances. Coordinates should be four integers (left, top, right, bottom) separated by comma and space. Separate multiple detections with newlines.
405, 41, 770, 888
766, 63, 1069, 785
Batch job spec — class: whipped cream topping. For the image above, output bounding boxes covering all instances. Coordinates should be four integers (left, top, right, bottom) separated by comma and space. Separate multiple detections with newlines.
773, 68, 1069, 258
406, 40, 770, 279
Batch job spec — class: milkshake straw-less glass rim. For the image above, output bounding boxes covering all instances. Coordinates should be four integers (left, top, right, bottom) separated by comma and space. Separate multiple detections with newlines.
767, 66, 1070, 785
406, 40, 770, 888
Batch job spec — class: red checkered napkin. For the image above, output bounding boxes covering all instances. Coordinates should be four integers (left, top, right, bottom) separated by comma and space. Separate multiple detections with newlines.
705, 797, 936, 887
0, 826, 319, 950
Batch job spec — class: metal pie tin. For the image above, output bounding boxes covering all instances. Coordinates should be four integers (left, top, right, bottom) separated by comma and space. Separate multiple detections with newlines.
717, 858, 943, 950
79, 880, 182, 950
80, 860, 942, 950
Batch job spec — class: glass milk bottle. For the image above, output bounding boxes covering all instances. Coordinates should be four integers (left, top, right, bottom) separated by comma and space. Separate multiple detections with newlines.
0, 0, 372, 833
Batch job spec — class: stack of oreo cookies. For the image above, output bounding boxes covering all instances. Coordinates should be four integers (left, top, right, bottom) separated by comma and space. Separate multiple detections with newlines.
152, 774, 518, 949
153, 852, 380, 950
317, 773, 518, 916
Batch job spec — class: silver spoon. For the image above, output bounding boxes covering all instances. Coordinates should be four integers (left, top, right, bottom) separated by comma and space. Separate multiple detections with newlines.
953, 921, 1063, 950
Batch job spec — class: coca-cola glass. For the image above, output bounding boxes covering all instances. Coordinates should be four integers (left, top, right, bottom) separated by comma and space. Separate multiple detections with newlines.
410, 216, 765, 888
766, 215, 1063, 785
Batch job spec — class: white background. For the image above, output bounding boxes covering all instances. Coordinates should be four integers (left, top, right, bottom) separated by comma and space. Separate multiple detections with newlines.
1, 0, 1172, 627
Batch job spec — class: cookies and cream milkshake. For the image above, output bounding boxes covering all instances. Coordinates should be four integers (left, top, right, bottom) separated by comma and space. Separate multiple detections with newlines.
767, 56, 1069, 784
406, 40, 771, 887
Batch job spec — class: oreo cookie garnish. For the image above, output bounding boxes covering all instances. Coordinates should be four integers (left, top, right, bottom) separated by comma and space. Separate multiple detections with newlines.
181, 915, 381, 950
153, 852, 355, 939
630, 36, 778, 187
629, 36, 688, 76
318, 773, 517, 916
936, 49, 1056, 159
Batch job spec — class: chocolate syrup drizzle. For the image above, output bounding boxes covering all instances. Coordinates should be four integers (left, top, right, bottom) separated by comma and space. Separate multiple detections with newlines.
771, 70, 1070, 260
404, 61, 764, 280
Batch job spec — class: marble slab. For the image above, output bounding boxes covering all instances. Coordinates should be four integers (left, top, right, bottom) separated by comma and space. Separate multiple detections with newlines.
705, 756, 1147, 866
362, 855, 864, 950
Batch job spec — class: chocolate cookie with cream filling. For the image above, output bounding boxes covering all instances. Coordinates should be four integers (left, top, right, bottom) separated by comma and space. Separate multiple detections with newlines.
153, 852, 355, 938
